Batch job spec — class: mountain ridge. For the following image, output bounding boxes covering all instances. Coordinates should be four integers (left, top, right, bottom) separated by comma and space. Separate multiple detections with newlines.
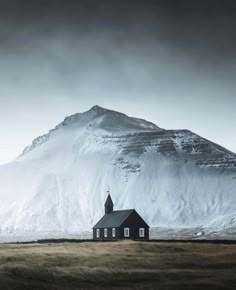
0, 105, 235, 241
21, 105, 161, 156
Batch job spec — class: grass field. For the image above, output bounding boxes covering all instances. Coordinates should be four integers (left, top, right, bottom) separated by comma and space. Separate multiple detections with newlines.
0, 240, 236, 289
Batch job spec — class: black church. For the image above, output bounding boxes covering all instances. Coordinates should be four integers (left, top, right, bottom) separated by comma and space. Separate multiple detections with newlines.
93, 193, 149, 240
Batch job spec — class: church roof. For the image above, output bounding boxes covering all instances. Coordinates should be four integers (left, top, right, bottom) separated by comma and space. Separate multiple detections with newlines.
93, 209, 135, 228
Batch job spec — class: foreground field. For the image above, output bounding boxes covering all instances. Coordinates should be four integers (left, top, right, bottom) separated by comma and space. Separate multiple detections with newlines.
0, 240, 236, 289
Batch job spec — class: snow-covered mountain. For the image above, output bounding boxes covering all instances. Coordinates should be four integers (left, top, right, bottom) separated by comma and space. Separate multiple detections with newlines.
0, 105, 235, 240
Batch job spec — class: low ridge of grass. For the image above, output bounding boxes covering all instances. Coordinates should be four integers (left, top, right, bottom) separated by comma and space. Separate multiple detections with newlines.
0, 241, 235, 289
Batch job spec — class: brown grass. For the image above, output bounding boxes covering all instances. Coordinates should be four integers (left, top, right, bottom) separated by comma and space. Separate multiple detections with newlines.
0, 240, 235, 289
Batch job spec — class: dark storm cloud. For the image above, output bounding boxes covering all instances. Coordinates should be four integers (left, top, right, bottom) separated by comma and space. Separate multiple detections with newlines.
0, 0, 236, 57
0, 0, 236, 94
0, 0, 236, 98
0, 0, 235, 83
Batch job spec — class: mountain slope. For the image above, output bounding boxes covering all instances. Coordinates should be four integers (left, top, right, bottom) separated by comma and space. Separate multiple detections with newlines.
0, 105, 235, 239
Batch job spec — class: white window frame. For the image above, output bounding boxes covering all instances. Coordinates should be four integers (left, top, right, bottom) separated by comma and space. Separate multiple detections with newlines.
112, 228, 116, 237
124, 227, 130, 237
96, 229, 100, 238
139, 228, 145, 237
104, 228, 108, 238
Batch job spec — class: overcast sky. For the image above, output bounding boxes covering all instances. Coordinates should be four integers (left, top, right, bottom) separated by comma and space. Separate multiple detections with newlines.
0, 0, 235, 164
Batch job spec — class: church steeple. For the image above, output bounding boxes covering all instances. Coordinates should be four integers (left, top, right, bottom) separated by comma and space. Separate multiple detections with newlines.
105, 188, 113, 214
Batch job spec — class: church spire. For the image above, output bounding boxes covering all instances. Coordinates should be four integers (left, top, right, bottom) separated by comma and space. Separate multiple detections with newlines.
104, 187, 113, 214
